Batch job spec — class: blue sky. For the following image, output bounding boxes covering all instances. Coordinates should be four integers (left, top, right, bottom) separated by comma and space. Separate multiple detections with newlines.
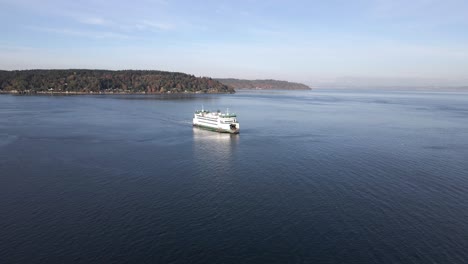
1, 0, 468, 87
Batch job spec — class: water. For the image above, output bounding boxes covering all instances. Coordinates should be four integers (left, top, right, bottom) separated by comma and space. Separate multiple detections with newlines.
1, 90, 467, 263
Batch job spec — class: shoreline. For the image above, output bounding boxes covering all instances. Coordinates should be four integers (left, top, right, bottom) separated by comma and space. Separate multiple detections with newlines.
0, 90, 234, 96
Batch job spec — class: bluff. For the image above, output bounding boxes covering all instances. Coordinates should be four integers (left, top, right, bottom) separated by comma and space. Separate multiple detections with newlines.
217, 78, 311, 90
0, 70, 235, 94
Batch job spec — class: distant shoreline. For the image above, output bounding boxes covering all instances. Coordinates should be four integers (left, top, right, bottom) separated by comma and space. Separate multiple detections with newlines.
0, 90, 231, 96
217, 78, 311, 90
306, 87, 468, 92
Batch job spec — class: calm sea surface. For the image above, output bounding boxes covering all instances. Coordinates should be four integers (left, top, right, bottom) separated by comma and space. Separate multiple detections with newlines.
1, 89, 468, 263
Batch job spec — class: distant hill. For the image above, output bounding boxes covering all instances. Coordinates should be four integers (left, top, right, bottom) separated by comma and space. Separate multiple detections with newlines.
217, 78, 311, 90
0, 69, 235, 94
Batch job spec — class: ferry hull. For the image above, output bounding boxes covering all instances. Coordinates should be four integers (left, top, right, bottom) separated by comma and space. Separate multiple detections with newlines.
193, 123, 240, 134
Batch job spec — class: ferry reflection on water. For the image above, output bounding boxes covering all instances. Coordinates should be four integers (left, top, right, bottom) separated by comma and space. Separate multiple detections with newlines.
192, 127, 239, 171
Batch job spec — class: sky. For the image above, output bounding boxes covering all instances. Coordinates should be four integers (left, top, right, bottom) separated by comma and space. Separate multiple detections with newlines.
1, 0, 468, 87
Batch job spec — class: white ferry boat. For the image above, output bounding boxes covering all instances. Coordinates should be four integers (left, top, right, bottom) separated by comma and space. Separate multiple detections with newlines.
193, 108, 240, 134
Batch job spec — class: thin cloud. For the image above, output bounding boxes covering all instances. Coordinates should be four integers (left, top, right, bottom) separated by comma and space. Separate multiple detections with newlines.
0, 43, 41, 54
247, 28, 283, 37
27, 26, 131, 39
77, 17, 111, 26
138, 20, 176, 31
370, 0, 468, 24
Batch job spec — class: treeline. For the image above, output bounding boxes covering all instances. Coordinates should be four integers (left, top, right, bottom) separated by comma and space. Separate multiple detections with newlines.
0, 70, 235, 94
217, 78, 311, 90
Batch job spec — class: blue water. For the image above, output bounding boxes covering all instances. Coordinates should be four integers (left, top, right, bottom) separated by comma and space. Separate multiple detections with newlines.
1, 90, 468, 263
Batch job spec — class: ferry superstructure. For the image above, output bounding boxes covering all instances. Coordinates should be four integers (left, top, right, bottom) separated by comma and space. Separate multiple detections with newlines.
193, 108, 240, 134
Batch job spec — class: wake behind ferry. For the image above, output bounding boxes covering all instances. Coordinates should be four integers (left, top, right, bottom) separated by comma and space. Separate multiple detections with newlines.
193, 108, 240, 134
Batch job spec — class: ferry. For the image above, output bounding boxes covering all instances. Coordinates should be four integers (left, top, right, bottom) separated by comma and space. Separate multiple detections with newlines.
193, 108, 240, 134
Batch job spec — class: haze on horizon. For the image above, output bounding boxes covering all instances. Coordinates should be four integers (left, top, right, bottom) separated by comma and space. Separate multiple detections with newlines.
1, 0, 467, 88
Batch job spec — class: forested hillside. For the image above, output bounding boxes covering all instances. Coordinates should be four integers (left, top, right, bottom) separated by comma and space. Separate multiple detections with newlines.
217, 78, 311, 90
0, 70, 235, 94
